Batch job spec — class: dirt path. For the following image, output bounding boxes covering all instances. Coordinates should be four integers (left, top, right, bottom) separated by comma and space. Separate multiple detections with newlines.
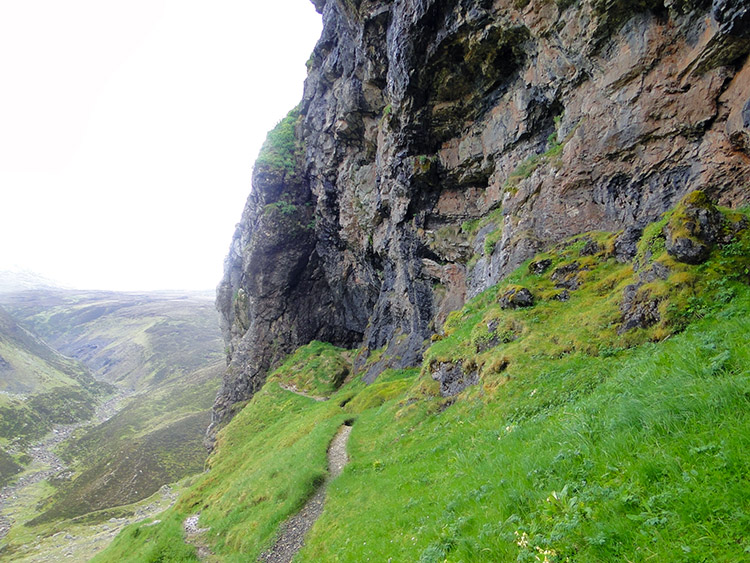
183, 513, 215, 562
258, 423, 352, 563
0, 391, 131, 540
278, 383, 329, 402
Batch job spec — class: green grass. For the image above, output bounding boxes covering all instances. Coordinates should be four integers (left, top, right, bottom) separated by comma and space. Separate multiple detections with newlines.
0, 305, 110, 449
0, 447, 22, 486
299, 298, 750, 561
94, 380, 353, 562
255, 107, 303, 175
94, 206, 750, 562
267, 340, 351, 396
0, 305, 103, 395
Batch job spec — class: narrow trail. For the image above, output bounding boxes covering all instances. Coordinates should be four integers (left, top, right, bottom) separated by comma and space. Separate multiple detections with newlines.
258, 423, 352, 563
278, 383, 329, 402
0, 391, 131, 540
183, 513, 214, 562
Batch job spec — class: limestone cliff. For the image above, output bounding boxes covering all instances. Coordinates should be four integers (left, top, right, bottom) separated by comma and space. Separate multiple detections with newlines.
209, 0, 750, 439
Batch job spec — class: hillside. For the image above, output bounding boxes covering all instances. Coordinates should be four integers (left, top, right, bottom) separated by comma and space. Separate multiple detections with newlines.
7, 0, 745, 561
2, 290, 222, 391
96, 198, 750, 561
0, 305, 109, 485
99, 0, 750, 561
0, 306, 100, 396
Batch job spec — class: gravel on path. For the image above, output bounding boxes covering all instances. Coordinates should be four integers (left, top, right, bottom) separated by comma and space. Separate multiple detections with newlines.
258, 423, 352, 563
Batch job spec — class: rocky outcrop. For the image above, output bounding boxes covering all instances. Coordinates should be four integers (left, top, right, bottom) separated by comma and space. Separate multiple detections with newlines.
665, 190, 723, 264
431, 361, 479, 397
211, 0, 750, 438
498, 286, 534, 309
209, 112, 368, 441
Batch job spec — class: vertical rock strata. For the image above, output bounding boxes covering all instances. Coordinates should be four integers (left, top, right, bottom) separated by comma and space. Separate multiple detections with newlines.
210, 0, 750, 439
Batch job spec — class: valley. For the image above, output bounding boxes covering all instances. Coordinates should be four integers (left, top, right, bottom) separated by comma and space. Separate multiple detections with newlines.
0, 287, 223, 561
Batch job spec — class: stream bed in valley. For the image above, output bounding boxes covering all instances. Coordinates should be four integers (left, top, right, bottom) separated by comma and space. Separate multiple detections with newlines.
0, 390, 180, 561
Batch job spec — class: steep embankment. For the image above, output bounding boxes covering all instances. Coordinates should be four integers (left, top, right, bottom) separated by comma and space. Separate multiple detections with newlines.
211, 0, 750, 437
96, 198, 750, 561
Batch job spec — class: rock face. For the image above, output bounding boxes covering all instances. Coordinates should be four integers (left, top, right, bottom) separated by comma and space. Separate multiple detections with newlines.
210, 0, 750, 438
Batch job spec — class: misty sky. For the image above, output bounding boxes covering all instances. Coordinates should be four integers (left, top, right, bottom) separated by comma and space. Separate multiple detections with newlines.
0, 0, 322, 291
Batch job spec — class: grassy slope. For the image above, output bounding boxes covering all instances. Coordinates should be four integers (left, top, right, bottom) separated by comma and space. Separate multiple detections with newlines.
0, 307, 89, 395
28, 362, 222, 524
95, 204, 750, 562
0, 448, 23, 487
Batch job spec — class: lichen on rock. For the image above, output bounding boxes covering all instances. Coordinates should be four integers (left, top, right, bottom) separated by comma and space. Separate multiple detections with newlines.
430, 360, 479, 397
498, 285, 535, 309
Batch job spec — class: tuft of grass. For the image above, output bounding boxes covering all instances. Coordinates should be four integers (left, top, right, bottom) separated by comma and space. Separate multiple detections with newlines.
502, 118, 574, 192
255, 107, 303, 175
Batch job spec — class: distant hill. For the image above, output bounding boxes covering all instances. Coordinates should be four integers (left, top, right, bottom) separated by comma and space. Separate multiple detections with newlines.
1, 289, 222, 392
0, 305, 99, 396
0, 305, 110, 485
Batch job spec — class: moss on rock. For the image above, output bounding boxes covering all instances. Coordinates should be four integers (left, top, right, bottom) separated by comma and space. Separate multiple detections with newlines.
664, 190, 723, 264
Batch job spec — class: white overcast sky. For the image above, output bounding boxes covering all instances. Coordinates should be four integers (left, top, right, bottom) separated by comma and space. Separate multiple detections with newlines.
0, 0, 322, 291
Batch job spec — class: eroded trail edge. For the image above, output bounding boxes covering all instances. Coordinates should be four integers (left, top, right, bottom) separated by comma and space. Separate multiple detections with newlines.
259, 423, 352, 563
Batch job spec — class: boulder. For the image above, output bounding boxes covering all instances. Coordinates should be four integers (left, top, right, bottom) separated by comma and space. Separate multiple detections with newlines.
579, 238, 602, 257
665, 191, 723, 264
431, 361, 479, 397
619, 284, 661, 333
614, 227, 643, 263
528, 259, 552, 275
551, 262, 585, 290
498, 286, 535, 309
